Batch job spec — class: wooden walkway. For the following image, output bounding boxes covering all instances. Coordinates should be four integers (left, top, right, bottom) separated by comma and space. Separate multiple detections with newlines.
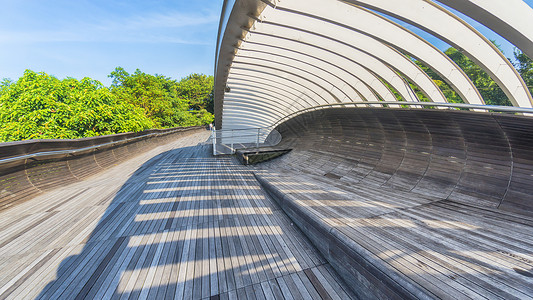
255, 169, 533, 299
0, 131, 354, 300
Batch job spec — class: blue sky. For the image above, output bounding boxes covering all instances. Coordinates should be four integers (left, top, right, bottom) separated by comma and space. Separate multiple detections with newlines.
0, 0, 223, 86
0, 0, 531, 86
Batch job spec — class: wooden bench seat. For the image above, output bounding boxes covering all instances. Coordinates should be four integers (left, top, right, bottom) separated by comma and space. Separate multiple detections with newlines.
255, 170, 533, 299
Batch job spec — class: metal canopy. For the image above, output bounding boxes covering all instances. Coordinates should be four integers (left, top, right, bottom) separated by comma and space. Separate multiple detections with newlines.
215, 0, 533, 129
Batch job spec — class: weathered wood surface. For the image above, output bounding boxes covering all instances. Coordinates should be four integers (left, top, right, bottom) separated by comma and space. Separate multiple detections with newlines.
0, 131, 354, 299
256, 170, 533, 299
0, 127, 203, 212
255, 108, 533, 299
264, 108, 533, 216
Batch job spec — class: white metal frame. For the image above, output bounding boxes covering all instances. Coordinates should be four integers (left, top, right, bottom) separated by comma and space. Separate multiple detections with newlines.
214, 0, 533, 130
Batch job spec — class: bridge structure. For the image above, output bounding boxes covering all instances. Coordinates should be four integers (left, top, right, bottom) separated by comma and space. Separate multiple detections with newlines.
213, 0, 533, 299
0, 0, 532, 299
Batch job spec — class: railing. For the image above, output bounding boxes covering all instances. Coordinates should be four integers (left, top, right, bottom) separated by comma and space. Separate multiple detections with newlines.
0, 127, 203, 166
0, 126, 205, 211
210, 127, 282, 155
211, 101, 533, 155
271, 101, 533, 128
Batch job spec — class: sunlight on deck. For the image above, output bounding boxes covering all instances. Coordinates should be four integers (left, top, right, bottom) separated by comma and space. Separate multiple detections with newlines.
0, 133, 354, 299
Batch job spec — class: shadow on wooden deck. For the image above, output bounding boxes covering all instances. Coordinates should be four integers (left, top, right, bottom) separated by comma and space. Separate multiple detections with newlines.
35, 145, 353, 299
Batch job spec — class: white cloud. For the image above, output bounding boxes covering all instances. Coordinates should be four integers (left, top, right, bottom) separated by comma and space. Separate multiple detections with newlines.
120, 11, 219, 30
0, 10, 218, 45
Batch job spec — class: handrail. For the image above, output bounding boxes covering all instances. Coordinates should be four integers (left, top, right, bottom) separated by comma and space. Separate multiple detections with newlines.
0, 127, 200, 166
213, 126, 274, 132
211, 127, 282, 155
272, 101, 533, 128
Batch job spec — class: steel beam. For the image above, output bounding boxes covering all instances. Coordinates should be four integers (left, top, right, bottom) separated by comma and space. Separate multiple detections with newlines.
343, 0, 533, 107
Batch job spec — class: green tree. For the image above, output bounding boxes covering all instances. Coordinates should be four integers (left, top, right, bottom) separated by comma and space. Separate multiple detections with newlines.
0, 78, 13, 94
109, 67, 214, 128
444, 47, 511, 106
414, 60, 463, 103
0, 70, 154, 142
177, 73, 214, 113
109, 68, 177, 126
514, 49, 533, 95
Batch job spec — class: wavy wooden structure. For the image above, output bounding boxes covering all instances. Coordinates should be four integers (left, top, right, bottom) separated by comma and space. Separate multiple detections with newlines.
0, 127, 203, 211
256, 108, 533, 298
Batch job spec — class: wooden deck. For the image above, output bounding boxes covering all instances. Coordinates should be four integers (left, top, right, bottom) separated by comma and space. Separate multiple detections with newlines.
252, 108, 533, 299
256, 169, 533, 299
0, 131, 354, 300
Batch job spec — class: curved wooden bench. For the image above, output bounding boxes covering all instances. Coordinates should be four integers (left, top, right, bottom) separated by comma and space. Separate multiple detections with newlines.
256, 108, 533, 299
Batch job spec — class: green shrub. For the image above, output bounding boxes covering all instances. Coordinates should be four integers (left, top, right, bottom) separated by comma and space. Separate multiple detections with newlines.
0, 70, 154, 142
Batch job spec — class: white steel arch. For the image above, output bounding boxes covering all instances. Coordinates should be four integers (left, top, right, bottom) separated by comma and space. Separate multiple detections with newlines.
267, 0, 481, 105
239, 37, 396, 101
228, 73, 316, 108
214, 0, 533, 129
227, 87, 298, 117
229, 72, 319, 108
223, 100, 284, 122
245, 23, 425, 103
343, 0, 533, 107
227, 81, 309, 112
235, 54, 357, 102
436, 0, 533, 60
237, 47, 378, 101
226, 83, 312, 120
231, 62, 335, 104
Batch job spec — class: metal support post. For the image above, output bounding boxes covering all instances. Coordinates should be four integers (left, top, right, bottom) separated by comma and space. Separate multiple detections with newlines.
256, 128, 260, 149
212, 128, 216, 156
230, 130, 234, 154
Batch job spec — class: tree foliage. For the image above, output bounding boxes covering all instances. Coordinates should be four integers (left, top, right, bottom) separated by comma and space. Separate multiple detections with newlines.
0, 68, 215, 143
109, 67, 214, 128
177, 73, 214, 113
0, 70, 154, 142
514, 49, 533, 95
414, 60, 463, 104
404, 44, 533, 106
444, 47, 510, 106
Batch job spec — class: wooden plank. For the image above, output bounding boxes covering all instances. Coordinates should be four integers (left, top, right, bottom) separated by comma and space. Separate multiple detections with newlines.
0, 132, 360, 300
219, 219, 236, 293
294, 271, 322, 300
319, 264, 356, 300
179, 223, 197, 300
0, 249, 60, 299
275, 277, 295, 300
208, 220, 219, 298
16, 245, 83, 299
267, 279, 285, 300
241, 215, 276, 281
260, 281, 275, 300
74, 237, 127, 300
44, 240, 115, 299
290, 272, 314, 300
214, 220, 228, 295
192, 221, 205, 300
252, 283, 267, 300
234, 216, 262, 285
97, 234, 148, 299
163, 227, 187, 299
116, 231, 154, 299
303, 268, 332, 300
